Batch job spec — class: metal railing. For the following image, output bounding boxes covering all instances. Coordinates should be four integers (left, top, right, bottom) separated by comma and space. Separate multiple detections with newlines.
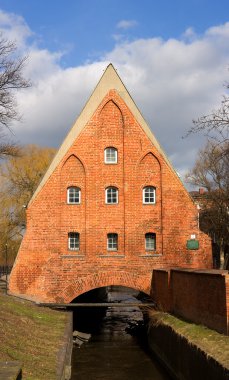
0, 266, 12, 292
0, 265, 12, 278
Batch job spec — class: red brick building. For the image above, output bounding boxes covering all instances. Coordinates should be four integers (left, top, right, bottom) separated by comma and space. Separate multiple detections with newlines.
9, 64, 212, 303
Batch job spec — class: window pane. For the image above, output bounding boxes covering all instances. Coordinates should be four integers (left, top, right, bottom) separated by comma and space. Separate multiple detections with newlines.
68, 187, 80, 204
105, 148, 117, 163
68, 232, 80, 250
143, 187, 155, 204
107, 233, 118, 250
145, 233, 156, 250
106, 187, 118, 203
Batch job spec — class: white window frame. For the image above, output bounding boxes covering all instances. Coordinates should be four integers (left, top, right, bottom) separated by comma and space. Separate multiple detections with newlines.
107, 233, 118, 251
67, 187, 81, 204
105, 187, 118, 204
68, 232, 80, 251
104, 147, 118, 164
145, 233, 156, 251
143, 186, 156, 204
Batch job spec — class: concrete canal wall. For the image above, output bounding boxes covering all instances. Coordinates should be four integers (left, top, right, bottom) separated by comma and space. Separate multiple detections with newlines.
148, 321, 229, 380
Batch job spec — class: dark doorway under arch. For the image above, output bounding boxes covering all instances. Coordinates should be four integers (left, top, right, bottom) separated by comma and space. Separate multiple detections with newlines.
69, 285, 152, 333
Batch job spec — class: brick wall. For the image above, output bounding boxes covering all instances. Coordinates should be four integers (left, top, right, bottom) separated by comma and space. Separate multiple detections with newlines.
152, 268, 229, 335
151, 269, 171, 311
9, 89, 212, 303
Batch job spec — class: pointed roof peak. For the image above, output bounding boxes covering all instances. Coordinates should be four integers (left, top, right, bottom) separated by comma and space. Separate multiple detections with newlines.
88, 62, 126, 95
106, 62, 115, 68
105, 62, 116, 71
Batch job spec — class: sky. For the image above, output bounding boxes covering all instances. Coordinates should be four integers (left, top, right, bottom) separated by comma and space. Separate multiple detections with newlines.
0, 0, 229, 185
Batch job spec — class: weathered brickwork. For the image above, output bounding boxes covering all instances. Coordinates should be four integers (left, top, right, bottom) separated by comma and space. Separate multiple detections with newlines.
9, 65, 212, 303
152, 268, 229, 335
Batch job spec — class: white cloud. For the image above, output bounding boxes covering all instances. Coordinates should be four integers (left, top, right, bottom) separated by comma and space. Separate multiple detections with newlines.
206, 21, 229, 37
103, 29, 229, 180
0, 10, 31, 50
116, 20, 138, 30
1, 9, 229, 185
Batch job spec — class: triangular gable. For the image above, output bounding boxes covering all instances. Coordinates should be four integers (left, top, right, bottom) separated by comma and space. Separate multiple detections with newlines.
29, 63, 178, 205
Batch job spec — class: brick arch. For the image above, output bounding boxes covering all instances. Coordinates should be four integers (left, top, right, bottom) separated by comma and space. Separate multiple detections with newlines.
60, 154, 87, 255
136, 151, 163, 255
61, 153, 86, 174
60, 154, 86, 193
99, 99, 124, 124
137, 151, 161, 172
97, 100, 124, 140
56, 271, 152, 303
137, 151, 161, 190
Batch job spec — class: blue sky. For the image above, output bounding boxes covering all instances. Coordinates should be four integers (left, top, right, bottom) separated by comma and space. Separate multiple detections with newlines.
0, 1, 229, 182
1, 0, 229, 66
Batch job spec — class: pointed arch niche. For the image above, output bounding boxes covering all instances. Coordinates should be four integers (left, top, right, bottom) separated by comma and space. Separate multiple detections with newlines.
138, 152, 161, 190
98, 100, 124, 140
60, 154, 86, 255
95, 99, 125, 255
137, 152, 163, 255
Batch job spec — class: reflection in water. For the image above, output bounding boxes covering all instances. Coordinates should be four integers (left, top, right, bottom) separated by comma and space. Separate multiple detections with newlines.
71, 287, 171, 380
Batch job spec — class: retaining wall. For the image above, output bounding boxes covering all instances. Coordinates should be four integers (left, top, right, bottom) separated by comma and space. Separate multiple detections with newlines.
151, 268, 229, 335
148, 322, 229, 380
57, 312, 73, 380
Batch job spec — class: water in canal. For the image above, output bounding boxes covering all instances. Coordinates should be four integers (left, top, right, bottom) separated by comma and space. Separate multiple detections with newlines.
71, 286, 171, 380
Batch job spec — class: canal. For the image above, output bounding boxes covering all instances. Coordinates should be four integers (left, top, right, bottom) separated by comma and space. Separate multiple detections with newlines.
71, 286, 172, 380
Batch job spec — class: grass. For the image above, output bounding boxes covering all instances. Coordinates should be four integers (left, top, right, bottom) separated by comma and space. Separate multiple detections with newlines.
148, 310, 229, 369
0, 290, 69, 380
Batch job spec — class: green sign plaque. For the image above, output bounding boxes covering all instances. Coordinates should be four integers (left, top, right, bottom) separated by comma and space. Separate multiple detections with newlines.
186, 240, 199, 250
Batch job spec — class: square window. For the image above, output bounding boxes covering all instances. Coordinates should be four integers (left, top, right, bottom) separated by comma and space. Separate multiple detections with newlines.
107, 233, 118, 250
145, 233, 156, 251
105, 148, 117, 164
67, 187, 81, 204
143, 186, 156, 204
68, 232, 80, 250
106, 187, 118, 204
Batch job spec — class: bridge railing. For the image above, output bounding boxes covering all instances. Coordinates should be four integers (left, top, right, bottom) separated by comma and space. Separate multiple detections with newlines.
0, 265, 13, 278
0, 265, 12, 292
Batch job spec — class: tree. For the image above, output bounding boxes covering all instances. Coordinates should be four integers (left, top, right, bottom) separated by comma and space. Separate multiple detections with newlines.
0, 145, 56, 264
187, 84, 229, 160
0, 34, 30, 158
186, 140, 229, 268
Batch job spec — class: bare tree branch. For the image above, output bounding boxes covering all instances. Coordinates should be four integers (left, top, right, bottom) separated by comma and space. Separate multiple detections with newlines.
185, 79, 229, 162
187, 140, 229, 268
0, 33, 30, 159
